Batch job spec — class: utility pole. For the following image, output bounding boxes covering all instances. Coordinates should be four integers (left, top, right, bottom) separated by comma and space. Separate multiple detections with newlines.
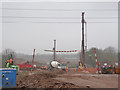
80, 12, 85, 66
94, 49, 100, 74
32, 49, 36, 64
53, 40, 56, 61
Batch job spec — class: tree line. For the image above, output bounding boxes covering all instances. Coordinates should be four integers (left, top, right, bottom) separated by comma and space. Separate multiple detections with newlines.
1, 47, 118, 68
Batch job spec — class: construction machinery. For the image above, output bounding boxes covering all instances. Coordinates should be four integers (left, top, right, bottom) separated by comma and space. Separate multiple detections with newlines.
45, 40, 77, 71
101, 63, 116, 74
17, 49, 36, 70
50, 61, 66, 71
17, 61, 33, 70
98, 61, 120, 74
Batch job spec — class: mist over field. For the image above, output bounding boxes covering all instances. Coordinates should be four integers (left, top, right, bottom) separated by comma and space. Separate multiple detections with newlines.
1, 46, 118, 68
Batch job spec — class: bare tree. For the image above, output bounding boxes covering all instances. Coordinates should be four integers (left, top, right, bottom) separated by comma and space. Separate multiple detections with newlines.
2, 49, 16, 68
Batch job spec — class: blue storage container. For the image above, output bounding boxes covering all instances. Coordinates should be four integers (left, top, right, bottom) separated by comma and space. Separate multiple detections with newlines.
0, 68, 16, 88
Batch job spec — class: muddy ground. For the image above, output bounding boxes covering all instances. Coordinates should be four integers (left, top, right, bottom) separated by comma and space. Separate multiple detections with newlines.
16, 69, 119, 88
16, 70, 81, 88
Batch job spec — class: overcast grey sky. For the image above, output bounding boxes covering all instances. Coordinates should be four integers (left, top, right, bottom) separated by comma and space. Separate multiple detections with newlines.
1, 1, 118, 55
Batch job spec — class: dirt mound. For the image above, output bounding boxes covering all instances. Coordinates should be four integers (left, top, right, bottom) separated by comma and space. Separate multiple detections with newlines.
17, 71, 79, 88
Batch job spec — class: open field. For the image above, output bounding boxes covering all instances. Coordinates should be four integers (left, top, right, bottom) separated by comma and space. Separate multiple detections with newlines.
16, 69, 118, 88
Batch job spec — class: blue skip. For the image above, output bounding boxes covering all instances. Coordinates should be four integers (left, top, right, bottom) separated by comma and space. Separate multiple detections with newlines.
0, 68, 16, 88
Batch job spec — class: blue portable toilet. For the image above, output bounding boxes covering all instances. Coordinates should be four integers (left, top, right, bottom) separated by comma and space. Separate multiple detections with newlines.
0, 68, 16, 88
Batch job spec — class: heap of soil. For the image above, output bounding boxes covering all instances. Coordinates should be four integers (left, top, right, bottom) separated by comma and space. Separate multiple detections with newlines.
16, 71, 79, 88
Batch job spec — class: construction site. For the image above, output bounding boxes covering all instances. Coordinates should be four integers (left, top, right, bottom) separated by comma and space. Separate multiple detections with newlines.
0, 1, 119, 89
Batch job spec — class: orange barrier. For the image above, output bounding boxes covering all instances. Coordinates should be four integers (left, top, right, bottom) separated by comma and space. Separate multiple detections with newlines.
85, 68, 97, 73
116, 67, 120, 74
73, 68, 97, 74
74, 69, 76, 71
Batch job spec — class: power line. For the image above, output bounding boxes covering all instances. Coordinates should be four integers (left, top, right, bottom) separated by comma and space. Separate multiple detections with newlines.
1, 16, 118, 19
0, 2, 116, 4
0, 8, 118, 11
1, 22, 117, 23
